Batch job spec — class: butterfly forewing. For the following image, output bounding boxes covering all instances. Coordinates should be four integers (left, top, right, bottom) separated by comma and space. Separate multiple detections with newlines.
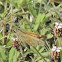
17, 30, 46, 46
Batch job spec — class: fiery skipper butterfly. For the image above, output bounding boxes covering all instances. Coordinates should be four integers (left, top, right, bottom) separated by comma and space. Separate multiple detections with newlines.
17, 29, 46, 46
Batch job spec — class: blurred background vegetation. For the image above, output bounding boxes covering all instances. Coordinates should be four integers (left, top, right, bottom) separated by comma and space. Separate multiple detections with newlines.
0, 0, 62, 62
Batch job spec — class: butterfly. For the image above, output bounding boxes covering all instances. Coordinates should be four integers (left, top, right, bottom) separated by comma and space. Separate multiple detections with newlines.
16, 29, 47, 46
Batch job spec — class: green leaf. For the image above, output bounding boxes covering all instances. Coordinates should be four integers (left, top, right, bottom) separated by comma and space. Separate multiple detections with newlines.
8, 0, 17, 4
24, 50, 33, 57
24, 23, 31, 31
16, 0, 25, 8
39, 47, 44, 53
40, 13, 45, 25
9, 48, 20, 62
0, 33, 3, 44
0, 33, 2, 38
47, 33, 53, 39
13, 51, 20, 62
0, 46, 6, 61
28, 4, 36, 17
2, 9, 9, 19
60, 50, 62, 62
26, 0, 31, 3
41, 28, 48, 35
6, 40, 13, 47
30, 46, 38, 54
33, 14, 42, 31
8, 0, 25, 8
7, 34, 14, 47
9, 48, 15, 62
44, 13, 50, 23
36, 52, 50, 61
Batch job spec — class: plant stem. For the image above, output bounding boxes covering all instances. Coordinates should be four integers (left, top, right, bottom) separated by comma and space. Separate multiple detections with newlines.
3, 24, 5, 45
10, 4, 13, 31
57, 37, 61, 47
33, 47, 47, 62
57, 37, 62, 62
3, 0, 7, 45
60, 50, 62, 62
15, 49, 17, 62
5, 0, 7, 11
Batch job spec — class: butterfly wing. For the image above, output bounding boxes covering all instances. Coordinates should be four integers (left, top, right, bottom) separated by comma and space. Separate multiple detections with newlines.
18, 30, 46, 46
